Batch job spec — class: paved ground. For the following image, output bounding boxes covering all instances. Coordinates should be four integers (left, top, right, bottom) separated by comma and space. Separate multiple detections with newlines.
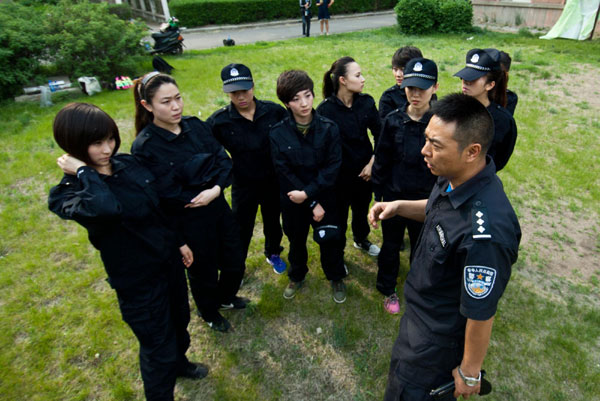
147, 11, 396, 51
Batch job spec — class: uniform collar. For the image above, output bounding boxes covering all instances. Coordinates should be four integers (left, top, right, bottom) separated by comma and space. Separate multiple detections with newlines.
329, 93, 361, 108
285, 109, 317, 134
438, 156, 497, 209
398, 104, 432, 124
147, 119, 191, 142
227, 97, 264, 120
110, 155, 127, 174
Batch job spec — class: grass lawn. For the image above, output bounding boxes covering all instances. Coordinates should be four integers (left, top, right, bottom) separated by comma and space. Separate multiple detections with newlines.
0, 27, 599, 400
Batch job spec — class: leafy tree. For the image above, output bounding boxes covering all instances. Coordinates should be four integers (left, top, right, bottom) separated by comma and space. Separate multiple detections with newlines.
45, 0, 146, 83
0, 2, 47, 99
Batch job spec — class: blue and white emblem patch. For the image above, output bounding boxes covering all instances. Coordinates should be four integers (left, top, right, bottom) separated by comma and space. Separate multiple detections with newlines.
464, 266, 496, 299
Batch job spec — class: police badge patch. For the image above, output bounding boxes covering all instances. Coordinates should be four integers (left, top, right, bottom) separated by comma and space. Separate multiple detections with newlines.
464, 266, 496, 299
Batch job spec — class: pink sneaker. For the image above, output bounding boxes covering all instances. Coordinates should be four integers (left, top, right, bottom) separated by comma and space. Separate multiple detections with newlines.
384, 293, 400, 314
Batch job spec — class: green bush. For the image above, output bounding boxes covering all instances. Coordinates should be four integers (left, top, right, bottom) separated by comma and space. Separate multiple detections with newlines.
395, 0, 472, 34
0, 2, 48, 99
45, 0, 146, 83
394, 0, 437, 34
170, 0, 396, 28
436, 0, 472, 33
107, 3, 133, 21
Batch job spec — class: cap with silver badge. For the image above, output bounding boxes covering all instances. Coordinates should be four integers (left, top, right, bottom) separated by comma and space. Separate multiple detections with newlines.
454, 49, 501, 81
400, 58, 438, 89
221, 63, 254, 93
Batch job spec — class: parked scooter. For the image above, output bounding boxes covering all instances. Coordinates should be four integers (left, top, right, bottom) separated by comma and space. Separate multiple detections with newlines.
150, 17, 185, 55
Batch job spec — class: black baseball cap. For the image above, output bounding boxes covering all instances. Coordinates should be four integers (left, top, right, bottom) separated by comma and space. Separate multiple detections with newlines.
454, 49, 501, 81
221, 63, 253, 92
400, 58, 438, 89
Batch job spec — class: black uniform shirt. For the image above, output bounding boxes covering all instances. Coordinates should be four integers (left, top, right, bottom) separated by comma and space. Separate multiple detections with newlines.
131, 116, 232, 211
404, 157, 521, 340
506, 89, 518, 116
378, 84, 408, 120
269, 111, 341, 207
207, 99, 286, 182
487, 102, 517, 172
372, 105, 435, 201
316, 93, 381, 176
48, 154, 181, 290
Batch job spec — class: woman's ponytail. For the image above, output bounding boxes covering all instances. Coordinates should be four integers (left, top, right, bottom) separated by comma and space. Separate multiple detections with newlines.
322, 56, 355, 99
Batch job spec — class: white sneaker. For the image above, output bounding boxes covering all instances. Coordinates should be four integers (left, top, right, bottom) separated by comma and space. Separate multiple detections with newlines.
353, 240, 380, 256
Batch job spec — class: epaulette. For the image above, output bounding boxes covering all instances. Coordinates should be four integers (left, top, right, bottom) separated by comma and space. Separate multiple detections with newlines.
471, 200, 492, 240
317, 98, 330, 109
318, 115, 336, 126
271, 119, 286, 130
212, 106, 229, 117
132, 129, 153, 150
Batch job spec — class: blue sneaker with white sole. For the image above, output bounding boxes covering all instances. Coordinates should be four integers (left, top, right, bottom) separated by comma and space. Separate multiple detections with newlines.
266, 254, 287, 274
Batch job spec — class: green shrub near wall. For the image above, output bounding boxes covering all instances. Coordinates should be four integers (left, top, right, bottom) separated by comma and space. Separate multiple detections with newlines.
170, 0, 397, 28
436, 0, 472, 33
395, 0, 473, 34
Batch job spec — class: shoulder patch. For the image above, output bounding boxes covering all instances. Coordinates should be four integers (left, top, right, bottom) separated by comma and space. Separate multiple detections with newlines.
472, 205, 491, 240
464, 266, 497, 299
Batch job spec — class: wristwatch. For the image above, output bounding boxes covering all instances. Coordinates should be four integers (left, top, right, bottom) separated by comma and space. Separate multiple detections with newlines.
457, 366, 481, 387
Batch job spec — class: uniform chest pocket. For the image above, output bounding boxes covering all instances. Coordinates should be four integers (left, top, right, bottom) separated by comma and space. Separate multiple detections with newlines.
282, 146, 307, 168
181, 153, 217, 185
403, 134, 423, 165
412, 221, 452, 289
225, 129, 247, 151
392, 133, 405, 162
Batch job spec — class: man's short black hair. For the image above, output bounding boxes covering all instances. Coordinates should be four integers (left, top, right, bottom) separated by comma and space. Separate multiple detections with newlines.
431, 93, 493, 154
276, 70, 314, 104
392, 46, 423, 69
53, 102, 121, 165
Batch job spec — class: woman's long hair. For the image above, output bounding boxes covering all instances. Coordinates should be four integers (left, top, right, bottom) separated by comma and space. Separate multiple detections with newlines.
133, 72, 178, 134
486, 70, 508, 108
322, 56, 355, 99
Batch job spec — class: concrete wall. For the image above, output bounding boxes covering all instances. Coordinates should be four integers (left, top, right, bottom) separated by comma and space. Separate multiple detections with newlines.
472, 0, 600, 38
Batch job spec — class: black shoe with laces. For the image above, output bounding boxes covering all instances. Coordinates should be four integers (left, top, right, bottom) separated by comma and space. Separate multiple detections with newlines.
204, 311, 231, 332
177, 361, 209, 380
220, 296, 250, 310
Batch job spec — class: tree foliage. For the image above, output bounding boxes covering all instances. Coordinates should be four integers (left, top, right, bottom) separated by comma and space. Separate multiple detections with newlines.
0, 2, 47, 99
45, 1, 146, 83
0, 0, 146, 100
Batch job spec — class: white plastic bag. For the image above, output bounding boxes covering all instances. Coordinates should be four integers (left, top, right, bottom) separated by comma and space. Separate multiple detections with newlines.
77, 76, 102, 96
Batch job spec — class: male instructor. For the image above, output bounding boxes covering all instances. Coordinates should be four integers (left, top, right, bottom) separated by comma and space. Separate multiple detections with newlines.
369, 93, 521, 400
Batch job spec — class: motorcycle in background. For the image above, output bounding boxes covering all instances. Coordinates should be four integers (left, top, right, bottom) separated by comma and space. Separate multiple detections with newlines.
149, 17, 185, 55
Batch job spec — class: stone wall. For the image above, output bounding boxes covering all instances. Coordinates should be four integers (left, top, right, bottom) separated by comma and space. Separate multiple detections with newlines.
472, 0, 600, 38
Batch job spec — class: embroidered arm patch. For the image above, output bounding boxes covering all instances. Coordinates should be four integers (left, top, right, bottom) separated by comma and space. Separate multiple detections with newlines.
464, 265, 496, 299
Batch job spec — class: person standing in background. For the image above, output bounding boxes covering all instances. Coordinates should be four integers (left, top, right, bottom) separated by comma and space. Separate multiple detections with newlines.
300, 0, 312, 37
316, 0, 334, 35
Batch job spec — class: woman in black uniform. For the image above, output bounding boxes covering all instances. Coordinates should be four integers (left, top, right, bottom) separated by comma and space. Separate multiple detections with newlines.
48, 103, 207, 401
317, 56, 382, 257
454, 48, 518, 172
372, 58, 439, 315
269, 70, 348, 303
378, 46, 424, 120
131, 72, 246, 333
